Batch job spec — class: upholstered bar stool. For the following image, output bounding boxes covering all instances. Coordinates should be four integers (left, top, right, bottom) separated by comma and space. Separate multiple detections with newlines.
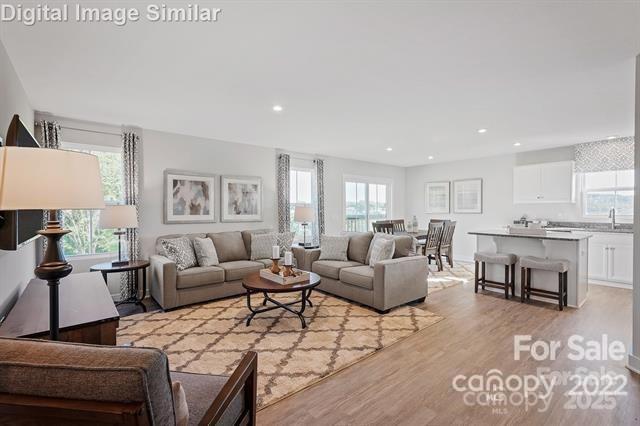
520, 256, 568, 311
474, 252, 517, 299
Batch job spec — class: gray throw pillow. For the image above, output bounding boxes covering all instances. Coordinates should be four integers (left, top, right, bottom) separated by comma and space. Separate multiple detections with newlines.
276, 232, 295, 256
366, 233, 395, 264
250, 233, 278, 260
369, 238, 396, 267
193, 237, 219, 266
161, 237, 197, 271
319, 235, 350, 261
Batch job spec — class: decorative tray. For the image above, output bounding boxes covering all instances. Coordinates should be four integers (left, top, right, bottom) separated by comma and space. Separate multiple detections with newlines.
260, 268, 310, 285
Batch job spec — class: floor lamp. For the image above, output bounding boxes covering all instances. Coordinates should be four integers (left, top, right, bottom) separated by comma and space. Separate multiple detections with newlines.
0, 147, 105, 340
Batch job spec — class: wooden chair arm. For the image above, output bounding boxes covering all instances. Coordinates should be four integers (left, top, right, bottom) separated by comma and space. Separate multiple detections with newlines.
198, 351, 258, 426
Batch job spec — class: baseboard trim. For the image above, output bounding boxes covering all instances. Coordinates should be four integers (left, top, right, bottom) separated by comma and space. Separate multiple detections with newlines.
588, 280, 632, 289
627, 353, 640, 375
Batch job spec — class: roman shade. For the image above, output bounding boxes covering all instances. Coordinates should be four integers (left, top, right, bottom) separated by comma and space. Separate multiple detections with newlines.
574, 136, 634, 172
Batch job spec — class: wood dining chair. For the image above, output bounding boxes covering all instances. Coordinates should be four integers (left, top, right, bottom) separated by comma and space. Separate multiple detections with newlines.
391, 219, 406, 233
372, 221, 395, 234
439, 220, 456, 267
419, 221, 445, 271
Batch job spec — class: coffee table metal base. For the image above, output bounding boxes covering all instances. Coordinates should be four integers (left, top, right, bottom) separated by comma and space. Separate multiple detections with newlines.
245, 290, 313, 328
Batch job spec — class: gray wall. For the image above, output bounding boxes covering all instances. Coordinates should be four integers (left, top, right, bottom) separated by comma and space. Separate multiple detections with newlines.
0, 39, 36, 318
404, 146, 589, 262
630, 54, 640, 372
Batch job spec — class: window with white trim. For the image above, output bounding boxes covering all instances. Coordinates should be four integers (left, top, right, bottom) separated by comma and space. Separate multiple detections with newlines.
582, 170, 634, 217
61, 143, 124, 256
289, 168, 313, 242
344, 177, 391, 232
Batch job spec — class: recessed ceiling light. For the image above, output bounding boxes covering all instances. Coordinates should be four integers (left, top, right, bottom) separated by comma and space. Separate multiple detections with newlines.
272, 105, 283, 112
386, 147, 393, 152
477, 128, 487, 134
606, 135, 617, 140
428, 155, 434, 160
513, 142, 521, 147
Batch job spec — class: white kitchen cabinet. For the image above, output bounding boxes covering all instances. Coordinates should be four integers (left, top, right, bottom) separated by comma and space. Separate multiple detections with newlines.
588, 232, 633, 285
513, 161, 575, 204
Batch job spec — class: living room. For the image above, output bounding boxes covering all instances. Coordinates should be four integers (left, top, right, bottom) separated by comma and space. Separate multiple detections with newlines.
0, 1, 639, 425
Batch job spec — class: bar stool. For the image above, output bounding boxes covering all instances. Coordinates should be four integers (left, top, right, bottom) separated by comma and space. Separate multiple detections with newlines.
520, 256, 568, 311
474, 252, 517, 299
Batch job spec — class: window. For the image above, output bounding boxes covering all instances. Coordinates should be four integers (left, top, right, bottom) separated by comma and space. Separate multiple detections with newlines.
62, 143, 124, 256
289, 168, 313, 242
583, 170, 634, 217
344, 177, 391, 232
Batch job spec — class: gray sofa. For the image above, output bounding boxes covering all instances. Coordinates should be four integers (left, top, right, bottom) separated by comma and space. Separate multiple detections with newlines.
293, 232, 429, 313
150, 229, 290, 310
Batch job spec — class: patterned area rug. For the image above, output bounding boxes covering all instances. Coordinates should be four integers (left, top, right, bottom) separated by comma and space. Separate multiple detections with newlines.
428, 262, 475, 293
118, 292, 442, 408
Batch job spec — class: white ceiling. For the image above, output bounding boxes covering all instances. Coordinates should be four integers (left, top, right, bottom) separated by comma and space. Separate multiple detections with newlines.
1, 1, 639, 167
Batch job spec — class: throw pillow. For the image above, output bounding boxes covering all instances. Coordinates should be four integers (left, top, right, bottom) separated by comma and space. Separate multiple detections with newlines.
193, 237, 219, 266
161, 237, 197, 271
369, 238, 396, 267
250, 233, 278, 260
319, 235, 350, 261
366, 232, 395, 264
172, 381, 189, 426
276, 232, 295, 256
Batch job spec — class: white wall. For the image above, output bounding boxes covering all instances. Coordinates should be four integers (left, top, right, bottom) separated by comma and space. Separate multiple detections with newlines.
0, 38, 36, 318
405, 146, 585, 262
138, 129, 406, 257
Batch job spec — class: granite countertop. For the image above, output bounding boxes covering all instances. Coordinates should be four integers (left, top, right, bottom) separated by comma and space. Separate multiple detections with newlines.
469, 229, 592, 241
545, 221, 633, 234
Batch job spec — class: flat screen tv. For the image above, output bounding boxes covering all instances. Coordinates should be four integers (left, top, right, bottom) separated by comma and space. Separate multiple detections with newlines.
0, 114, 43, 250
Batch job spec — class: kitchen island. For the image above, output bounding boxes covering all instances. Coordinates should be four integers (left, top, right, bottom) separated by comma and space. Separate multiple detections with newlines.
469, 229, 592, 308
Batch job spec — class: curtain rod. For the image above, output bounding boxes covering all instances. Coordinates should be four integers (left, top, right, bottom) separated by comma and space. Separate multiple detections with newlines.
36, 121, 121, 137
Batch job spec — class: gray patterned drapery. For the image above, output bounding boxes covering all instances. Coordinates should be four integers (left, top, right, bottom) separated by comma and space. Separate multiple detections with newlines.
277, 154, 291, 233
38, 120, 62, 254
313, 159, 325, 245
575, 137, 634, 172
120, 131, 141, 301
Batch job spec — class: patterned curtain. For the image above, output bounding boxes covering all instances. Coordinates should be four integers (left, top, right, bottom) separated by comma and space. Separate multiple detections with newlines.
120, 131, 141, 301
313, 159, 326, 245
277, 154, 291, 233
38, 120, 62, 254
575, 137, 634, 172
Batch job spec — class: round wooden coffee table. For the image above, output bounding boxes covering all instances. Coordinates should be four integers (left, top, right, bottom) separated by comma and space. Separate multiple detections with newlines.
242, 271, 321, 329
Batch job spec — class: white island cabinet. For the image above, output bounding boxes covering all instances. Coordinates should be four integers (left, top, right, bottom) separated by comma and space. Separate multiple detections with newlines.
588, 232, 633, 285
469, 230, 591, 308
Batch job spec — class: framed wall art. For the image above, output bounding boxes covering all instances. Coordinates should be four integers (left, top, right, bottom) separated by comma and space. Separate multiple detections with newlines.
425, 181, 450, 213
164, 169, 216, 224
452, 178, 483, 214
221, 175, 263, 222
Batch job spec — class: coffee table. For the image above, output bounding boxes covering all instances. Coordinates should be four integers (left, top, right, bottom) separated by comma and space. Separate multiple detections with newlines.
242, 271, 321, 329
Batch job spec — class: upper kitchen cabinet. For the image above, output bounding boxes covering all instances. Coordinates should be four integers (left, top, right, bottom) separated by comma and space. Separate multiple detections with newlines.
513, 161, 575, 204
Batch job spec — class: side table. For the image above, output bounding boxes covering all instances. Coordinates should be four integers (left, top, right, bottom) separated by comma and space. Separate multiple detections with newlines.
90, 260, 150, 312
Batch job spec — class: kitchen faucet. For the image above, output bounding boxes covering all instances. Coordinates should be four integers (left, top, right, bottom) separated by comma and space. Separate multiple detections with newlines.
608, 207, 616, 230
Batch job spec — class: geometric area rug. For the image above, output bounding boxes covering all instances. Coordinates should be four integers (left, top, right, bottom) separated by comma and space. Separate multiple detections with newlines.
117, 292, 443, 408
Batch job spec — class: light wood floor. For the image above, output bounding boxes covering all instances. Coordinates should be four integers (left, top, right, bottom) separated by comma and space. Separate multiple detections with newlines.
258, 280, 640, 425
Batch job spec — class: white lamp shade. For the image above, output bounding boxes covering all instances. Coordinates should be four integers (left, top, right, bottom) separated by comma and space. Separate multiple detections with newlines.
294, 205, 314, 223
100, 205, 138, 229
0, 147, 105, 210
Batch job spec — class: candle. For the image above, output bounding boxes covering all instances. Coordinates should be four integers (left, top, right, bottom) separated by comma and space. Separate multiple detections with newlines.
284, 251, 293, 266
272, 245, 280, 259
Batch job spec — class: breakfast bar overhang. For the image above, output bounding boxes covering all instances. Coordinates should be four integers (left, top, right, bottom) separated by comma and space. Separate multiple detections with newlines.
469, 230, 592, 308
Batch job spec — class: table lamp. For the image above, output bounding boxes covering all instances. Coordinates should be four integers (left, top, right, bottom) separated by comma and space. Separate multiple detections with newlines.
294, 205, 314, 247
100, 204, 138, 266
0, 147, 105, 340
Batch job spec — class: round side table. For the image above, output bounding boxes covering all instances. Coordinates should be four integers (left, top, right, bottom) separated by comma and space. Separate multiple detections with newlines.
90, 260, 150, 312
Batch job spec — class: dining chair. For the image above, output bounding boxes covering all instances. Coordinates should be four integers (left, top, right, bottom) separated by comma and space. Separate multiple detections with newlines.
419, 221, 445, 271
390, 219, 405, 233
372, 221, 394, 234
440, 220, 457, 267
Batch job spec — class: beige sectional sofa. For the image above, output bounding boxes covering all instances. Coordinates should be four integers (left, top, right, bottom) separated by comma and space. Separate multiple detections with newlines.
293, 232, 429, 313
150, 229, 286, 310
